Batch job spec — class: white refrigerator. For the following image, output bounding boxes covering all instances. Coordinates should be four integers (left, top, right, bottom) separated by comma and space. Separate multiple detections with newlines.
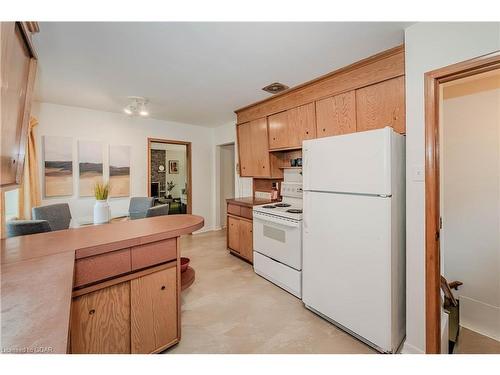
302, 127, 406, 353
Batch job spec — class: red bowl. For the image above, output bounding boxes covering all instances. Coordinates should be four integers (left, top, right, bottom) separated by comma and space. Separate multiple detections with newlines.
180, 257, 190, 273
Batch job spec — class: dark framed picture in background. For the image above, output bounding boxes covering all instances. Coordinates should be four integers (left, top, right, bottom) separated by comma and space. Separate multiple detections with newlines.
169, 160, 179, 174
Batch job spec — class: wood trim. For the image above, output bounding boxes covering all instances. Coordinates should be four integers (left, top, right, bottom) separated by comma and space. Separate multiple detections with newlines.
235, 45, 405, 123
72, 261, 176, 298
176, 237, 181, 341
424, 51, 500, 354
147, 138, 192, 214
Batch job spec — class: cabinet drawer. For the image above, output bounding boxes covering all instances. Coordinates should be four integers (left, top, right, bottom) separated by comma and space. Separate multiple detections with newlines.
74, 249, 131, 288
131, 239, 177, 271
240, 206, 253, 220
227, 203, 241, 216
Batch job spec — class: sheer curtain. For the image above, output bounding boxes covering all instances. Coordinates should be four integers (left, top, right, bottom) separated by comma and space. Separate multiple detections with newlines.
19, 116, 41, 219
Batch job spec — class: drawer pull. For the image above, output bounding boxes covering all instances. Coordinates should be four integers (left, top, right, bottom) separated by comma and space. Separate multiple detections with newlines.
161, 285, 166, 290
89, 309, 95, 315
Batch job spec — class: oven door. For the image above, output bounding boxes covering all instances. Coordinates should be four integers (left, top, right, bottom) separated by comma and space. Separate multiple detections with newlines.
253, 211, 302, 270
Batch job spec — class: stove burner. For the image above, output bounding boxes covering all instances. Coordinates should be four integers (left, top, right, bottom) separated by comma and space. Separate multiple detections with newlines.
262, 205, 276, 209
274, 203, 291, 207
286, 209, 303, 214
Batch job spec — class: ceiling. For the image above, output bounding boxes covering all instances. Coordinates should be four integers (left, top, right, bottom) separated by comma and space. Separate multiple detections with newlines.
33, 22, 411, 127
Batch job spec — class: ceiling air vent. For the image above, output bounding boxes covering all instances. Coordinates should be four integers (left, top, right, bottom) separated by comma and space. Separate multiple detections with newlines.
262, 82, 289, 94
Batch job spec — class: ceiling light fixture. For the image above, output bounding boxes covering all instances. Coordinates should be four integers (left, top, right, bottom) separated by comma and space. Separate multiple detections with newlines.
124, 96, 149, 117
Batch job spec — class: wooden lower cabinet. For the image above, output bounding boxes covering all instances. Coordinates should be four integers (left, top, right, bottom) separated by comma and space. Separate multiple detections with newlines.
131, 267, 178, 353
227, 207, 253, 263
238, 220, 253, 262
71, 282, 130, 354
70, 264, 178, 354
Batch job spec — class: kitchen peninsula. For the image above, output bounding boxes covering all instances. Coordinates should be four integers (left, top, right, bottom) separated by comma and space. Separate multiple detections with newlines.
1, 215, 204, 354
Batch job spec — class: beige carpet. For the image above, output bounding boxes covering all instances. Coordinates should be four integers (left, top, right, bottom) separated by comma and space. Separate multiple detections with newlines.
166, 229, 375, 354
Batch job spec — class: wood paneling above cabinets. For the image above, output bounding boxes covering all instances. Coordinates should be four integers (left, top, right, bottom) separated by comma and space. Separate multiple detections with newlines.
315, 91, 356, 137
268, 103, 316, 150
356, 76, 406, 133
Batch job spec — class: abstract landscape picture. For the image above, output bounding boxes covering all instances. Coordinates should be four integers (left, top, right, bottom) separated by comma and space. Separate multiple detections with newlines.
109, 145, 130, 197
78, 140, 103, 196
44, 136, 73, 197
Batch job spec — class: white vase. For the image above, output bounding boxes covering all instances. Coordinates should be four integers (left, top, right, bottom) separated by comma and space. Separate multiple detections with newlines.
93, 199, 110, 224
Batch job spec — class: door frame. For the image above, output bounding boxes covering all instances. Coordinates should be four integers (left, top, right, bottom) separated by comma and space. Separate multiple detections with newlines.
147, 138, 192, 214
424, 51, 500, 354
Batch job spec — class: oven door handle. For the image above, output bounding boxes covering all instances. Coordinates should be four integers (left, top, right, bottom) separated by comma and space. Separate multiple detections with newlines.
253, 212, 301, 228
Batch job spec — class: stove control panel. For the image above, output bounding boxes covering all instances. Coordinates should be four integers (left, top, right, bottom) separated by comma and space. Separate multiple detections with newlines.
281, 183, 303, 198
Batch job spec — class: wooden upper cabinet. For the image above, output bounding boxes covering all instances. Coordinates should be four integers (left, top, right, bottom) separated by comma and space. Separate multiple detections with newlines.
355, 76, 406, 134
268, 103, 316, 150
1, 22, 38, 187
315, 91, 356, 138
237, 118, 271, 177
268, 110, 288, 149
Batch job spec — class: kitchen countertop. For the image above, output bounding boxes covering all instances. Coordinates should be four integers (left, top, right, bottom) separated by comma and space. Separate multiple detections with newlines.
0, 214, 204, 354
226, 197, 274, 208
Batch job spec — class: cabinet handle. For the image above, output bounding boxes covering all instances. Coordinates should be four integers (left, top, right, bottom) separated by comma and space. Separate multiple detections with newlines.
89, 309, 95, 315
273, 137, 276, 140
306, 131, 309, 134
161, 285, 166, 290
322, 128, 326, 132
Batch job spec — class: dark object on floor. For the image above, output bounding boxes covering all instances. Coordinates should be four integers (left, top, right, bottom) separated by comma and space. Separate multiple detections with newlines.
32, 203, 72, 231
441, 275, 463, 353
6, 219, 52, 237
181, 257, 190, 273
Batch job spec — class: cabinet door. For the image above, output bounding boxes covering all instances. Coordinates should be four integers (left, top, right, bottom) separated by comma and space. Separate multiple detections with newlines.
316, 91, 356, 138
250, 118, 271, 177
227, 216, 240, 252
239, 219, 253, 263
71, 282, 131, 354
1, 23, 33, 186
356, 76, 406, 134
288, 102, 316, 145
131, 266, 178, 353
237, 121, 253, 177
268, 110, 289, 150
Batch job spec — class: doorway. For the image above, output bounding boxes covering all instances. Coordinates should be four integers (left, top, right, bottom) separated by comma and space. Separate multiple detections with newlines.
147, 138, 192, 215
218, 143, 235, 228
425, 52, 500, 354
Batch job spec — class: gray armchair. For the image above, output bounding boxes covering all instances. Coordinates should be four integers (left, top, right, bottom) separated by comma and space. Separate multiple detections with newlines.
129, 197, 155, 220
32, 203, 72, 231
6, 220, 51, 238
146, 204, 169, 218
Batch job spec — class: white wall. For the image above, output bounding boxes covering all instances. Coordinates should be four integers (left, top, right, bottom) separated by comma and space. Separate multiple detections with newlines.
404, 22, 500, 353
32, 102, 215, 232
442, 81, 500, 341
212, 121, 253, 229
219, 144, 235, 227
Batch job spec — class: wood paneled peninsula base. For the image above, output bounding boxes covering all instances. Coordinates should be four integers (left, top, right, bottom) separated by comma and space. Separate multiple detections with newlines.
1, 214, 204, 354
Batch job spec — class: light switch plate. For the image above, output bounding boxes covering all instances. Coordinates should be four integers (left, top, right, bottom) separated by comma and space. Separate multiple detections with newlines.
412, 165, 424, 182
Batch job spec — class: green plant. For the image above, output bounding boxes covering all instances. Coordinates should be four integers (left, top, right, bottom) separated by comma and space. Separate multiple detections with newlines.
93, 182, 109, 200
167, 181, 176, 193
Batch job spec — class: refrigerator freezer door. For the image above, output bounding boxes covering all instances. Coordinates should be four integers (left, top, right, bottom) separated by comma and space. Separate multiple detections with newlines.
303, 127, 392, 196
302, 190, 393, 352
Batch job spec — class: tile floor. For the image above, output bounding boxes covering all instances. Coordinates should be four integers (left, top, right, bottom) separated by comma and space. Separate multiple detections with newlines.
166, 229, 375, 354
454, 328, 500, 354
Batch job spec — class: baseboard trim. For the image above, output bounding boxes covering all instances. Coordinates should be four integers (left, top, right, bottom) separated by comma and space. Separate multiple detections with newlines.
400, 341, 425, 354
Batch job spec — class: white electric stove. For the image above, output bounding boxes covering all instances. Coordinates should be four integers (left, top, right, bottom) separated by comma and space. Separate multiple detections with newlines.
253, 177, 303, 298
